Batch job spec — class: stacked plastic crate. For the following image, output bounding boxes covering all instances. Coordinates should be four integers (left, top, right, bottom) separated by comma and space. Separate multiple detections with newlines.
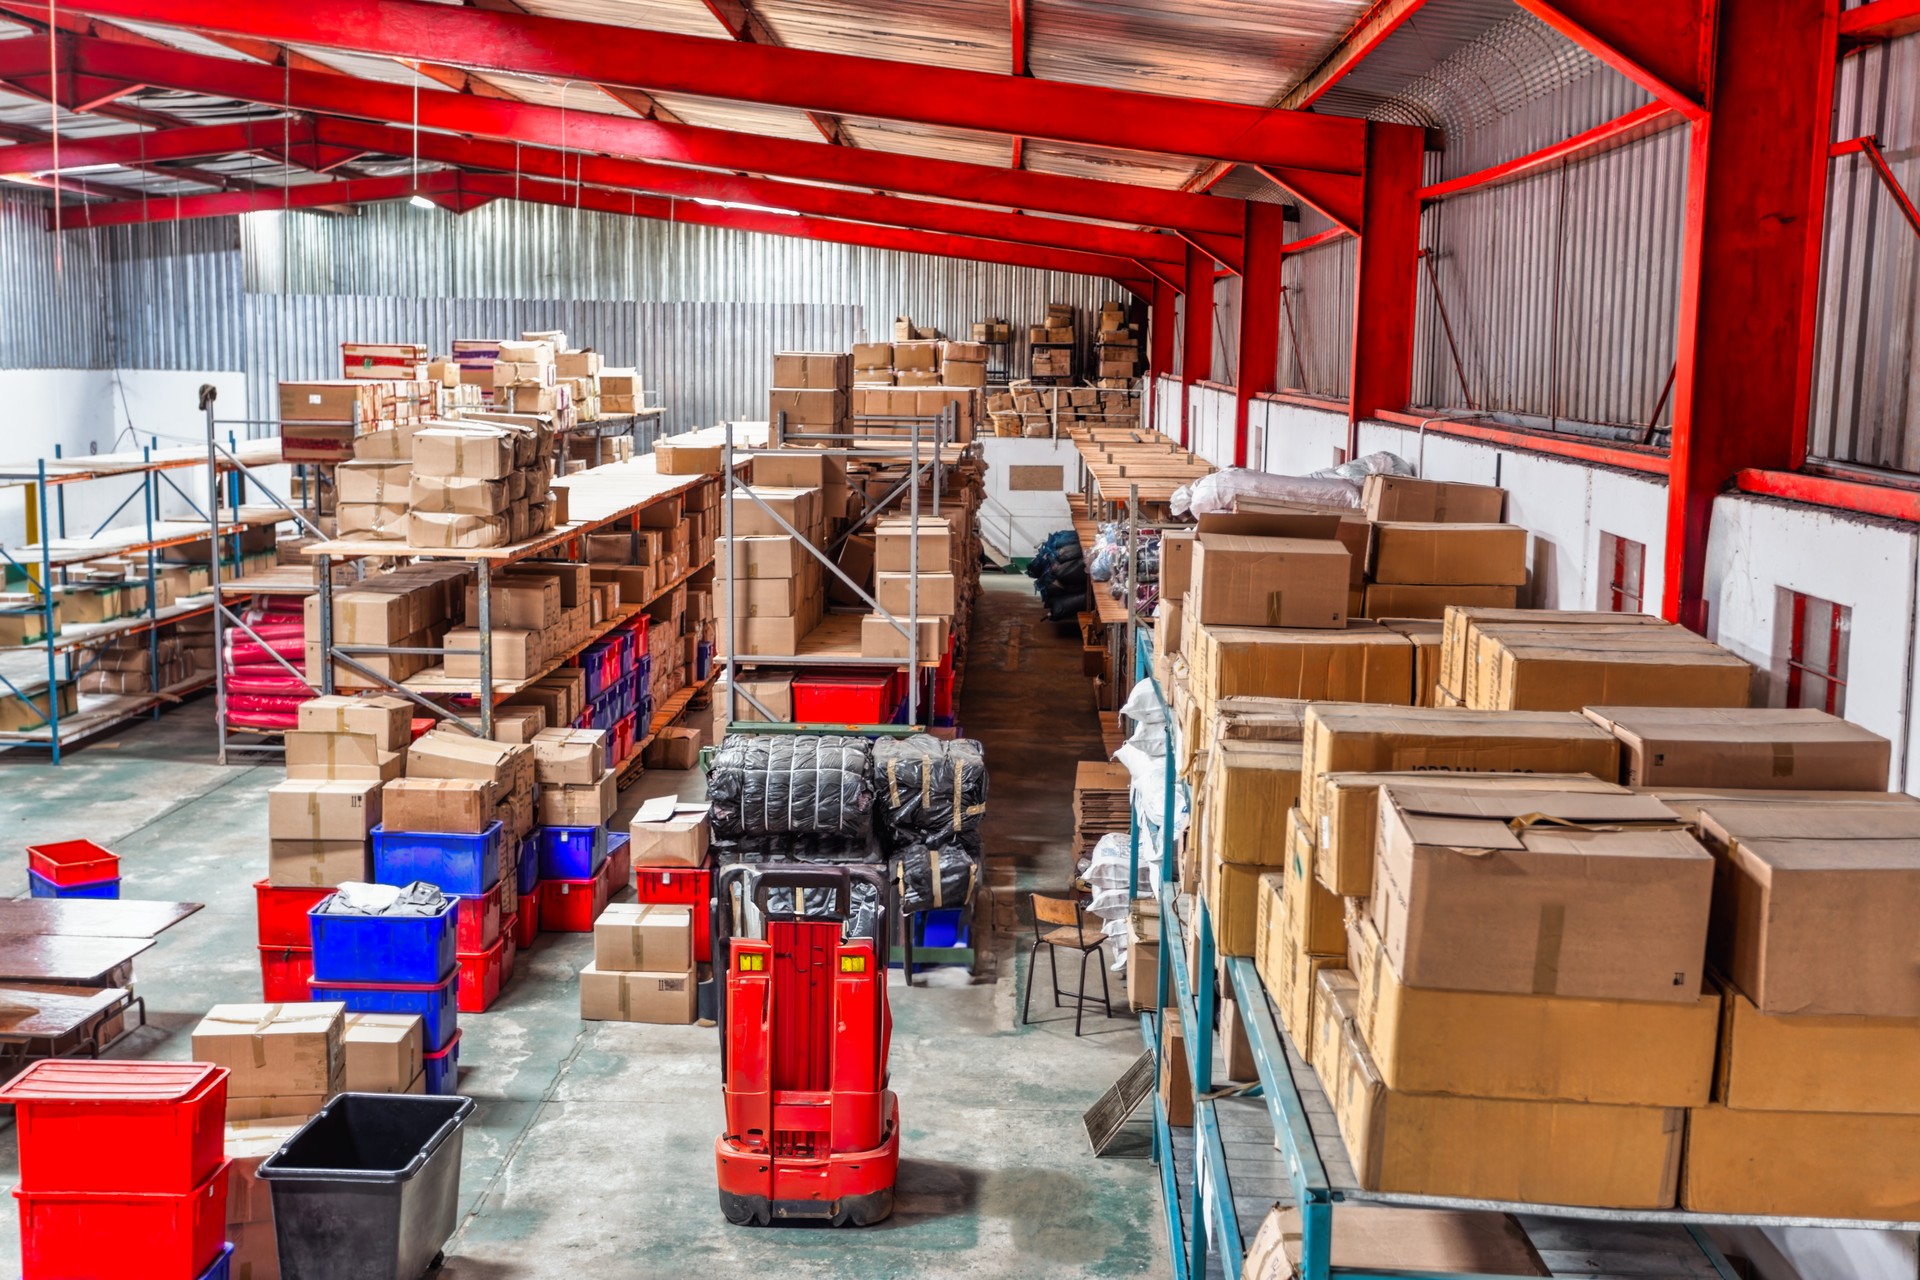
531, 727, 625, 932
24, 838, 120, 899
1, 1061, 234, 1279
308, 887, 463, 1093
572, 613, 650, 768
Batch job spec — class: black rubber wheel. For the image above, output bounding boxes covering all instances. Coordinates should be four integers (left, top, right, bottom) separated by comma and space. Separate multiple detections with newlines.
841, 1188, 895, 1227
427, 1253, 447, 1274
719, 1189, 770, 1226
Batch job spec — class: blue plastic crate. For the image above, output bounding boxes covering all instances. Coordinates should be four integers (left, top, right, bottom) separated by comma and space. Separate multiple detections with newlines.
696, 641, 713, 681
516, 835, 540, 895
536, 825, 608, 881
422, 1029, 461, 1096
196, 1243, 234, 1280
309, 972, 458, 1053
28, 870, 119, 899
308, 897, 456, 985
372, 821, 504, 897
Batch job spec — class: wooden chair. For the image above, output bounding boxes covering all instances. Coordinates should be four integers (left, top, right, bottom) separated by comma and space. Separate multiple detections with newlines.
1020, 891, 1114, 1036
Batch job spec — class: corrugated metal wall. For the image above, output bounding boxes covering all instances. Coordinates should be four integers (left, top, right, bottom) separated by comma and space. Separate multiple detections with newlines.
0, 190, 111, 369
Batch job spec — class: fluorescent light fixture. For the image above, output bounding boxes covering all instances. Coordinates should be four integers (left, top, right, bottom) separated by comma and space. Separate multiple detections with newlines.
409, 194, 436, 210
691, 197, 798, 217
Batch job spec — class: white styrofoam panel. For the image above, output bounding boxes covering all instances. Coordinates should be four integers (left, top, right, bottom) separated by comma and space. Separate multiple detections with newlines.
1705, 493, 1918, 790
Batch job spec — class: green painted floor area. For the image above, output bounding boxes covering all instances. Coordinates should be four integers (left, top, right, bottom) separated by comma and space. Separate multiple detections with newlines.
0, 574, 1166, 1280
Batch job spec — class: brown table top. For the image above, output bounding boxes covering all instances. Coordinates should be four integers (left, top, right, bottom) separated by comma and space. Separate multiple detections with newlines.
0, 983, 130, 1039
0, 935, 153, 984
0, 899, 203, 939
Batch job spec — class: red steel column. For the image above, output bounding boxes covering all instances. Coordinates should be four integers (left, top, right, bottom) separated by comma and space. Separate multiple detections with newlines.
1664, 0, 1839, 629
1348, 122, 1425, 456
1180, 240, 1215, 449
1149, 276, 1179, 436
1232, 200, 1290, 469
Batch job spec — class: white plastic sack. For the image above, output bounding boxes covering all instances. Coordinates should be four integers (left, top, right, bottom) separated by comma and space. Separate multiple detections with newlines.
1121, 678, 1168, 726
1169, 452, 1417, 518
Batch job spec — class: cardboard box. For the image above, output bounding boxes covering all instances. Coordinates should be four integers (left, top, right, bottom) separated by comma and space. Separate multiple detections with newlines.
1362, 474, 1507, 524
1348, 914, 1717, 1105
1241, 1204, 1548, 1280
594, 903, 694, 972
851, 342, 891, 368
1204, 847, 1266, 957
224, 1118, 306, 1226
717, 576, 801, 619
297, 695, 411, 752
1716, 980, 1920, 1113
1203, 741, 1302, 867
1682, 1105, 1920, 1219
875, 572, 956, 617
629, 798, 711, 867
406, 731, 525, 789
772, 352, 848, 390
1377, 617, 1443, 706
860, 614, 948, 660
1372, 786, 1713, 1003
335, 501, 409, 541
1370, 523, 1528, 586
768, 388, 847, 425
1697, 801, 1920, 1017
537, 770, 617, 827
717, 535, 806, 579
724, 675, 793, 724
341, 1012, 424, 1094
442, 628, 538, 681
279, 380, 377, 425
749, 450, 838, 490
194, 1003, 345, 1101
1190, 535, 1348, 629
579, 961, 698, 1023
409, 475, 509, 516
1125, 900, 1163, 1012
1323, 1009, 1684, 1207
1582, 706, 1891, 790
655, 439, 724, 474
379, 777, 494, 835
411, 427, 516, 480
531, 727, 607, 786
873, 518, 952, 573
1282, 807, 1346, 955
268, 838, 370, 888
1364, 583, 1518, 620
267, 779, 382, 842
646, 727, 701, 770
335, 459, 412, 507
1161, 530, 1193, 599
283, 731, 404, 783
1159, 1010, 1192, 1127
407, 511, 509, 550
1189, 621, 1413, 707
1469, 625, 1752, 711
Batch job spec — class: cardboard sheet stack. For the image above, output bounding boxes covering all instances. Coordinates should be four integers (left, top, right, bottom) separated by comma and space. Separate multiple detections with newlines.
1072, 760, 1132, 859
770, 351, 851, 444
579, 903, 699, 1024
1437, 606, 1753, 710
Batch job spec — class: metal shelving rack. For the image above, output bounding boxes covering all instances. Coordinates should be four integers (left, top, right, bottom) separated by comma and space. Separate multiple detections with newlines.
1124, 630, 1909, 1280
1028, 340, 1076, 386
982, 339, 1013, 387
0, 417, 298, 762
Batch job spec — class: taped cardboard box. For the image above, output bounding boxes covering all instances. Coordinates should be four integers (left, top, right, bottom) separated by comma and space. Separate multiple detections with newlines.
1682, 1105, 1920, 1220
860, 614, 947, 660
410, 474, 510, 516
381, 777, 495, 834
335, 459, 412, 506
1189, 620, 1413, 708
1715, 979, 1920, 1113
341, 1012, 423, 1094
268, 838, 370, 889
1125, 899, 1164, 1012
194, 1002, 345, 1104
537, 770, 617, 827
594, 903, 694, 973
531, 727, 608, 786
284, 731, 404, 783
1241, 1204, 1548, 1280
1478, 632, 1753, 712
408, 511, 509, 550
406, 730, 528, 791
267, 779, 382, 843
1365, 583, 1518, 620
296, 695, 411, 751
1202, 741, 1301, 867
335, 501, 409, 541
412, 426, 516, 480
442, 628, 538, 681
720, 674, 793, 724
1369, 522, 1528, 587
629, 798, 711, 867
1203, 843, 1265, 957
1189, 534, 1348, 629
1696, 801, 1920, 1017
1322, 1004, 1685, 1207
1437, 606, 1666, 699
580, 961, 698, 1023
1361, 474, 1507, 524
1256, 874, 1342, 1057
1371, 786, 1714, 1003
655, 439, 723, 475
875, 572, 956, 617
874, 518, 952, 572
1348, 913, 1717, 1106
1582, 706, 1890, 790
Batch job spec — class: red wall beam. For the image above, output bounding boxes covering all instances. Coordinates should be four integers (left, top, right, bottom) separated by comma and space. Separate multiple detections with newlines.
1513, 0, 1711, 119
0, 117, 314, 176
1347, 123, 1424, 453
1735, 467, 1920, 523
1180, 242, 1215, 449
1841, 0, 1920, 41
1663, 0, 1838, 629
306, 118, 1185, 264
8, 31, 1242, 238
1149, 275, 1178, 434
54, 170, 451, 222
1233, 201, 1289, 468
48, 0, 1370, 174
1418, 103, 1680, 203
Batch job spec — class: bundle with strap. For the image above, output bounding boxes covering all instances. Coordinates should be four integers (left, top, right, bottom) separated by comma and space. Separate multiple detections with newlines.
890, 832, 982, 915
710, 832, 883, 865
707, 733, 876, 839
871, 735, 988, 843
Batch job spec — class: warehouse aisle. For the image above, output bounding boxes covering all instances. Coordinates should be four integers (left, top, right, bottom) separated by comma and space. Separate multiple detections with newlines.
0, 573, 1164, 1280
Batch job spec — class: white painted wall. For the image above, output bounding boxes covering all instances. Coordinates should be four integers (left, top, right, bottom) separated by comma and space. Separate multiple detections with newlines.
978, 437, 1077, 559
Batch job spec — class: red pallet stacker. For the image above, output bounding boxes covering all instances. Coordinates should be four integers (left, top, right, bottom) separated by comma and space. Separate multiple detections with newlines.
712, 865, 899, 1227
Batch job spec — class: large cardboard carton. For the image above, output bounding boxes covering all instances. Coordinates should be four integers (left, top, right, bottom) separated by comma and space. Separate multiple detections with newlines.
630, 798, 710, 868
1283, 808, 1346, 955
1190, 534, 1347, 629
530, 728, 607, 786
225, 1118, 306, 1226
268, 838, 370, 888
875, 572, 957, 617
717, 535, 806, 579
655, 439, 723, 474
1465, 625, 1752, 711
537, 771, 617, 827
1159, 1009, 1192, 1127
283, 731, 404, 783
874, 518, 951, 572
1716, 981, 1920, 1113
1370, 523, 1528, 586
267, 779, 382, 843
442, 628, 537, 681
579, 961, 697, 1023
1125, 899, 1164, 1012
296, 695, 411, 752
1203, 741, 1301, 866
1582, 706, 1890, 790
1204, 844, 1265, 957
408, 511, 509, 550
1323, 1008, 1685, 1207
1372, 786, 1713, 1003
1364, 583, 1518, 620
1682, 1106, 1920, 1220
194, 1003, 345, 1102
1348, 914, 1718, 1106
1241, 1204, 1548, 1280
1161, 530, 1193, 600
341, 1013, 424, 1094
411, 427, 516, 480
1362, 474, 1507, 524
1697, 801, 1920, 1017
1189, 621, 1413, 708
1438, 607, 1666, 700
860, 614, 948, 660
1376, 617, 1443, 706
594, 903, 694, 973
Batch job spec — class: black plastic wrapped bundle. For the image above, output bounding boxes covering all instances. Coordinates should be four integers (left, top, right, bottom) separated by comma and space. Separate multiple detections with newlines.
707, 733, 875, 839
871, 735, 988, 842
710, 832, 883, 864
891, 833, 982, 915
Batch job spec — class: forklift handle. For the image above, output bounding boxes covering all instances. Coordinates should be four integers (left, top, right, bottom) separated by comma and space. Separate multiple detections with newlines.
750, 866, 853, 921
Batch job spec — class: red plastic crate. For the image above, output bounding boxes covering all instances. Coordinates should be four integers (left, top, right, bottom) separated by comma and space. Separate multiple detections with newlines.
453, 880, 504, 953
455, 936, 505, 1014
259, 945, 314, 1003
17, 1159, 229, 1280
0, 1062, 228, 1195
792, 674, 898, 725
253, 880, 334, 949
502, 930, 519, 987
634, 865, 713, 959
24, 840, 120, 888
512, 890, 541, 947
539, 874, 609, 933
606, 838, 631, 900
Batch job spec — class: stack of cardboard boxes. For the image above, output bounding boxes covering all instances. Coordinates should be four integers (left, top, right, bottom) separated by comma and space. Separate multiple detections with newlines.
579, 903, 699, 1024
853, 342, 893, 386
279, 378, 432, 465
1437, 606, 1754, 711
769, 351, 852, 444
491, 337, 562, 416
408, 419, 558, 549
939, 341, 988, 388
1094, 302, 1138, 384
1357, 474, 1526, 620
892, 339, 941, 388
971, 319, 1012, 344
719, 472, 828, 658
302, 562, 472, 690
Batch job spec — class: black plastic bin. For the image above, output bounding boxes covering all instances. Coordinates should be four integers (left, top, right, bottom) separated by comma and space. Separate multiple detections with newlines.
258, 1092, 476, 1280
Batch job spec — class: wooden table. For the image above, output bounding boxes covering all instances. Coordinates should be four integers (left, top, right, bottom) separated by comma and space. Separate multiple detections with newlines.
0, 982, 144, 1069
0, 935, 153, 986
0, 899, 202, 939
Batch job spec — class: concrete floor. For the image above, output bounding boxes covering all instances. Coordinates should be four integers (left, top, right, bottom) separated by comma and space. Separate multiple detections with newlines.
0, 573, 1166, 1280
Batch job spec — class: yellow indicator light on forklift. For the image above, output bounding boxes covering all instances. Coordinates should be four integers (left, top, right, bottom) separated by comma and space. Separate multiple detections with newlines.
839, 955, 866, 973
737, 954, 764, 972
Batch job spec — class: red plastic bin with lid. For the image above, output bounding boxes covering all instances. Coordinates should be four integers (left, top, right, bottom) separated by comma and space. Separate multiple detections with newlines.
792, 673, 898, 725
24, 839, 120, 888
259, 945, 314, 1003
16, 1158, 230, 1279
0, 1060, 228, 1194
539, 872, 609, 933
253, 880, 332, 949
455, 936, 506, 1014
